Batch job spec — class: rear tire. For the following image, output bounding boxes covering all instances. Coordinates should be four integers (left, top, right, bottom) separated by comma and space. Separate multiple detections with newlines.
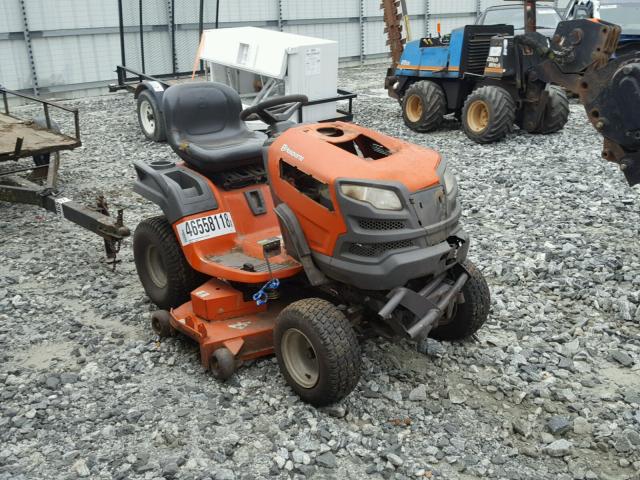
137, 90, 166, 142
461, 86, 515, 143
533, 85, 569, 134
275, 298, 361, 406
133, 215, 203, 309
402, 81, 446, 132
429, 260, 491, 341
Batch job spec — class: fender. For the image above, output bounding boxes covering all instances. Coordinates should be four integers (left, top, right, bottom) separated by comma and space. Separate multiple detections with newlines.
133, 160, 218, 224
134, 80, 167, 111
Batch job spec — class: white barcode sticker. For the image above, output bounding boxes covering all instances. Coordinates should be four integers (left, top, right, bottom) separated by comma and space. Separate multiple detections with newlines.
176, 212, 235, 246
54, 197, 71, 218
489, 46, 503, 57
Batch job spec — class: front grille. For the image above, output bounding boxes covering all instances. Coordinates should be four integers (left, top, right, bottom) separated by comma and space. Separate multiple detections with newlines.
357, 218, 406, 231
465, 34, 494, 75
348, 240, 415, 257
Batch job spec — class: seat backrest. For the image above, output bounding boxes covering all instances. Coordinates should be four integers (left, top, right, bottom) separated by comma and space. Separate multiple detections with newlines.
162, 82, 247, 145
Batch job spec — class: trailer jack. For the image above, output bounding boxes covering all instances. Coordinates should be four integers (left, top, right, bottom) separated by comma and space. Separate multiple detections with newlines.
0, 174, 130, 267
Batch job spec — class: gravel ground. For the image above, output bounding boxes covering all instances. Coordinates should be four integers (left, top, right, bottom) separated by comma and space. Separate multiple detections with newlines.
2, 63, 640, 480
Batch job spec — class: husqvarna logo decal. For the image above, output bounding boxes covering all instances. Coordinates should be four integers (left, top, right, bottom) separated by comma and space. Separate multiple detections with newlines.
281, 144, 304, 161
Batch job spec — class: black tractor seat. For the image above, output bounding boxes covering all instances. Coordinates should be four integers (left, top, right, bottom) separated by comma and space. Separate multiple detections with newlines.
162, 82, 267, 174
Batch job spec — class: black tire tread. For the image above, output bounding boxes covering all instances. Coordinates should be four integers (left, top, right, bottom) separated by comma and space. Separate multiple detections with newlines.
462, 85, 515, 143
535, 85, 569, 134
134, 215, 203, 309
402, 80, 446, 132
430, 260, 491, 341
275, 298, 361, 406
137, 90, 166, 142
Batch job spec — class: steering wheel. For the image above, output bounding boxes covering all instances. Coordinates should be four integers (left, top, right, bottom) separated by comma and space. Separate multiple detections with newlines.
240, 94, 308, 125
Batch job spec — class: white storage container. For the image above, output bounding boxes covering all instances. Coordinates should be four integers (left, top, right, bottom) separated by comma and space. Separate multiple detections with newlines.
199, 27, 339, 123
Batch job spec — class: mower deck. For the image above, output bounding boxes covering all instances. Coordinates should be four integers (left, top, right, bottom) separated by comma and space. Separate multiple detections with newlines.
169, 278, 280, 369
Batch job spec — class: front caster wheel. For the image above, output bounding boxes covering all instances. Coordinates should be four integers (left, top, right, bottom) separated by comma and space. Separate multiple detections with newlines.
210, 348, 236, 381
429, 260, 491, 341
275, 298, 361, 406
151, 310, 175, 337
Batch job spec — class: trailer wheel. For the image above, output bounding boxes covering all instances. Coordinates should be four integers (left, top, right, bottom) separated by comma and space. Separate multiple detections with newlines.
462, 86, 515, 143
210, 348, 236, 381
32, 114, 60, 166
133, 215, 203, 309
429, 260, 491, 341
151, 310, 175, 338
137, 90, 166, 142
402, 81, 446, 132
534, 86, 570, 134
275, 298, 361, 406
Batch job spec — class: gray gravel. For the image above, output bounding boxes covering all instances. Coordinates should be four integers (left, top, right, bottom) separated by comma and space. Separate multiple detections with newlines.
1, 63, 640, 480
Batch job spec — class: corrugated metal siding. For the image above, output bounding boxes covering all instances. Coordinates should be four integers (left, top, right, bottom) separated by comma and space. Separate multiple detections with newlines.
2, 0, 565, 94
285, 23, 361, 58
284, 0, 360, 19
0, 0, 24, 33
0, 40, 32, 89
25, 0, 119, 30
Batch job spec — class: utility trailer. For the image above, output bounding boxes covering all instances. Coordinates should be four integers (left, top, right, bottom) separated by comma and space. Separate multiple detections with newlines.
108, 27, 357, 142
0, 88, 130, 263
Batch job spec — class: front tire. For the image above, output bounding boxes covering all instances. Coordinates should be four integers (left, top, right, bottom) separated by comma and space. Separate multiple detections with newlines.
429, 260, 490, 341
133, 215, 203, 309
534, 85, 569, 134
462, 86, 515, 143
402, 81, 446, 132
137, 90, 166, 142
275, 298, 361, 406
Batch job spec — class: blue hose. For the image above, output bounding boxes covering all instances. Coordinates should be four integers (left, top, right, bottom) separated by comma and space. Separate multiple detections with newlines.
252, 278, 280, 306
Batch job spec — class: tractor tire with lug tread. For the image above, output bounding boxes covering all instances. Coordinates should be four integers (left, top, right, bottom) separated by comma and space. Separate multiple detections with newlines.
133, 215, 204, 309
402, 81, 446, 132
151, 310, 175, 337
275, 298, 361, 406
533, 85, 569, 134
429, 260, 491, 341
137, 90, 166, 142
210, 348, 236, 381
462, 86, 515, 143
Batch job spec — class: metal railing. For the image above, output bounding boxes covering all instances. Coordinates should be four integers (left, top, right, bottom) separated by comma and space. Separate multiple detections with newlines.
1, 87, 81, 144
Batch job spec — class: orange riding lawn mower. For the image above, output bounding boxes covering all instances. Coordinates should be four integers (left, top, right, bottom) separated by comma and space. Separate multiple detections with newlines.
132, 82, 490, 406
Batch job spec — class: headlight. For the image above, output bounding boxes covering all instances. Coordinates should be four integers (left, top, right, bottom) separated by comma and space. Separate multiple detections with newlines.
340, 184, 402, 210
442, 167, 458, 197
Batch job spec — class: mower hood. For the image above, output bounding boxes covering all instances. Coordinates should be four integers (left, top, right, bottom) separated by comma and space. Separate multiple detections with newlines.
270, 122, 443, 193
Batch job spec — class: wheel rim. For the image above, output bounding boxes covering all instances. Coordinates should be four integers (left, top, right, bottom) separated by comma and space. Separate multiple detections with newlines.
467, 100, 490, 133
281, 328, 319, 389
139, 100, 156, 135
405, 94, 423, 123
146, 245, 167, 288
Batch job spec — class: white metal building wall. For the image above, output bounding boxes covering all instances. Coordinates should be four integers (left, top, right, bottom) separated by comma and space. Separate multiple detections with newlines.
0, 0, 565, 96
